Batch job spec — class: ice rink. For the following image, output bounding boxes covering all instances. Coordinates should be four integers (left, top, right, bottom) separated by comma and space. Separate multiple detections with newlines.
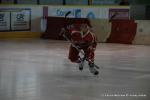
0, 40, 150, 100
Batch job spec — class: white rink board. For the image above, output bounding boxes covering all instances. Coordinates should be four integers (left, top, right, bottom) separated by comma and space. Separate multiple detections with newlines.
48, 6, 129, 19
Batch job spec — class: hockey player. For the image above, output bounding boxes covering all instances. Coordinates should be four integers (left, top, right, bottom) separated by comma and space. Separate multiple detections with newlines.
60, 23, 99, 75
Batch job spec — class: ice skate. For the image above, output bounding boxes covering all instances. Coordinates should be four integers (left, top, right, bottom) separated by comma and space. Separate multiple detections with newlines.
89, 63, 99, 75
78, 57, 85, 71
79, 61, 84, 71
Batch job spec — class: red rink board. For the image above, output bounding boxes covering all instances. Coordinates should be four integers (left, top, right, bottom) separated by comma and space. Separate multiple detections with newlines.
107, 20, 137, 44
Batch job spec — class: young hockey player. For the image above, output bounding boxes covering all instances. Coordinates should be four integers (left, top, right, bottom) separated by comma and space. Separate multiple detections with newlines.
60, 23, 99, 75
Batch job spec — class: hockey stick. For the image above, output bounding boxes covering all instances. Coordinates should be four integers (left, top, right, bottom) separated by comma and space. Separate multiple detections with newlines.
63, 11, 84, 54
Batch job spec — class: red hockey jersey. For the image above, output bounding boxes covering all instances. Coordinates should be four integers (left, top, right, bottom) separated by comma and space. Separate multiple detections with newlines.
70, 29, 97, 49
